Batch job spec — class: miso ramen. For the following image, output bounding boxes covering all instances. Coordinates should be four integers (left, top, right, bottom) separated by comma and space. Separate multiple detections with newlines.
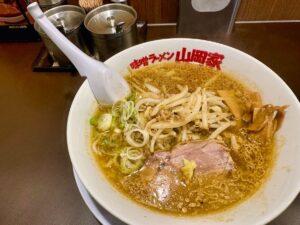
90, 62, 286, 215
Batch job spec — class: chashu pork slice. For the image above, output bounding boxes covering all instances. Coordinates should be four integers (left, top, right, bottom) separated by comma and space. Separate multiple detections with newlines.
122, 141, 234, 205
169, 141, 234, 174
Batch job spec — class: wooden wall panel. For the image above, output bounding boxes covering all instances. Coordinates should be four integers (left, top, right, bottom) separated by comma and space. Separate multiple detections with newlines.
237, 0, 300, 21
128, 0, 178, 23
161, 0, 178, 22
128, 0, 300, 23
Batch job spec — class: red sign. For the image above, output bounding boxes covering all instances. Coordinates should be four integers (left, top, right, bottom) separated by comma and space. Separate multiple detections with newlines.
130, 47, 224, 70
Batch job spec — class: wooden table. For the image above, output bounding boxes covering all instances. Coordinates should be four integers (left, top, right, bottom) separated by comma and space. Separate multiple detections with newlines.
0, 23, 299, 225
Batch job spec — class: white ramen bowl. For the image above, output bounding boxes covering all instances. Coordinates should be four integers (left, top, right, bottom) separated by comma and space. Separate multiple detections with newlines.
67, 38, 300, 225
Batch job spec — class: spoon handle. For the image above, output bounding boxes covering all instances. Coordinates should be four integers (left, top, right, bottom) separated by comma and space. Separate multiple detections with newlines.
28, 2, 130, 104
27, 2, 92, 76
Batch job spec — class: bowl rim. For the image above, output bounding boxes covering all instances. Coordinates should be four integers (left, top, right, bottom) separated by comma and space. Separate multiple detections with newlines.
67, 38, 300, 225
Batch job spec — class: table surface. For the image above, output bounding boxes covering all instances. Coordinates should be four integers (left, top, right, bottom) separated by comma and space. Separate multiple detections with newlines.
0, 23, 300, 225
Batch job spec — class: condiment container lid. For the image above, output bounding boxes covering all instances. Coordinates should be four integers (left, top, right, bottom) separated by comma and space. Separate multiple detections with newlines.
37, 0, 64, 7
84, 3, 137, 36
34, 5, 85, 35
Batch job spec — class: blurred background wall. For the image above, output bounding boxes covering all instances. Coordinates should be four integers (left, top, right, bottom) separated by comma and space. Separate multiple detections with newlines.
120, 0, 300, 23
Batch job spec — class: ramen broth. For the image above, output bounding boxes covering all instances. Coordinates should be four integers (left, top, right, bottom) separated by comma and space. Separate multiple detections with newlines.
90, 62, 282, 215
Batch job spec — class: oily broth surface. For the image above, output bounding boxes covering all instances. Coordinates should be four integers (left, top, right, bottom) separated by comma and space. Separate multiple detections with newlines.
91, 62, 275, 215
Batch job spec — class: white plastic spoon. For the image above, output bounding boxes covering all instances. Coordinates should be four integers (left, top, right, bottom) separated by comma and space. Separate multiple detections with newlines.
27, 2, 130, 104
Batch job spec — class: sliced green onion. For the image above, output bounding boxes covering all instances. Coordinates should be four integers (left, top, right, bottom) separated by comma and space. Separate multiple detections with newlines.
89, 116, 98, 126
126, 147, 143, 160
121, 101, 136, 122
125, 128, 149, 147
120, 157, 143, 174
97, 113, 112, 131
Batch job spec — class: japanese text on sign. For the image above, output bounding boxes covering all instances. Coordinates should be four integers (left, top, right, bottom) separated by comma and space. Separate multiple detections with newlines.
129, 47, 224, 70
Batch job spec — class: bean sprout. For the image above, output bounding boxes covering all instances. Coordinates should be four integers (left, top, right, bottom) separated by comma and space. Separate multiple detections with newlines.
144, 83, 161, 94
150, 129, 163, 152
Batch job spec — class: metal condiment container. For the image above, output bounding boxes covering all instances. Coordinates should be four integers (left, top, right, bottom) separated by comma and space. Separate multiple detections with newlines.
84, 4, 138, 60
34, 5, 88, 66
110, 0, 127, 4
38, 0, 66, 12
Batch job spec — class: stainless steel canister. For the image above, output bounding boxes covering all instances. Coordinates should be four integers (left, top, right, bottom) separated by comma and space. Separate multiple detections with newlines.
84, 4, 138, 60
34, 5, 88, 66
38, 0, 66, 12
110, 0, 127, 4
